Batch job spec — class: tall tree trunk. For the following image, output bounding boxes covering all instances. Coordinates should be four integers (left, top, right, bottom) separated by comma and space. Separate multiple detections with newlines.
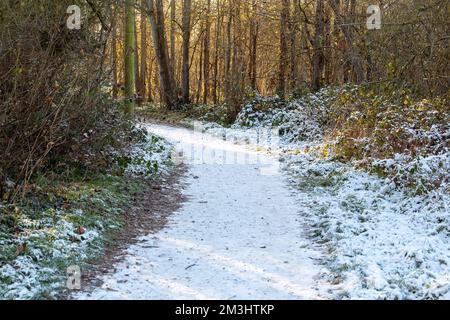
224, 3, 233, 102
134, 16, 140, 100
212, 0, 222, 104
170, 0, 176, 80
202, 0, 211, 104
249, 0, 258, 91
124, 0, 136, 117
289, 0, 298, 89
227, 0, 243, 123
277, 0, 289, 98
324, 5, 332, 85
181, 0, 192, 104
147, 0, 177, 109
312, 0, 325, 91
196, 33, 204, 104
139, 0, 147, 102
111, 5, 118, 99
148, 58, 154, 102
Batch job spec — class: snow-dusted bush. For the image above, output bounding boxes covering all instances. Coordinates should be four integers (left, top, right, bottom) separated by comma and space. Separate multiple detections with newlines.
332, 92, 449, 162
234, 95, 287, 128
113, 127, 172, 177
233, 89, 334, 143
192, 104, 230, 125
232, 86, 449, 193
330, 87, 449, 192
369, 153, 450, 194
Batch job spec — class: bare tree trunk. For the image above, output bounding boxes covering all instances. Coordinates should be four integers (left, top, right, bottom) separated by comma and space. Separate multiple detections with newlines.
139, 0, 147, 103
203, 0, 211, 104
227, 0, 244, 123
224, 5, 233, 101
277, 0, 289, 98
289, 0, 298, 90
324, 4, 332, 85
134, 16, 140, 100
147, 0, 177, 109
181, 0, 192, 104
124, 0, 136, 117
196, 32, 204, 104
170, 0, 176, 80
148, 57, 154, 102
111, 5, 118, 99
249, 0, 258, 91
312, 0, 325, 91
212, 0, 222, 104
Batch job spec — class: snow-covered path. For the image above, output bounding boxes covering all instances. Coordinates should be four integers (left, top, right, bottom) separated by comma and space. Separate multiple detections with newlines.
76, 124, 325, 300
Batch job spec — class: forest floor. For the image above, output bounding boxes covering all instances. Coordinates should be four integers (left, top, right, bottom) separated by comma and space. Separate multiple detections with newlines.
75, 123, 329, 299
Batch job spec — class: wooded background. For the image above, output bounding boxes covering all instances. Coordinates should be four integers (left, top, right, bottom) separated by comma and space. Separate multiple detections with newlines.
110, 0, 448, 114
0, 0, 448, 198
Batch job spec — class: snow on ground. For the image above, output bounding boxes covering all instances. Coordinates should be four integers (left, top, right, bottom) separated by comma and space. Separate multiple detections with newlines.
76, 120, 449, 300
75, 124, 328, 300
286, 155, 449, 299
199, 122, 450, 299
0, 212, 102, 299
